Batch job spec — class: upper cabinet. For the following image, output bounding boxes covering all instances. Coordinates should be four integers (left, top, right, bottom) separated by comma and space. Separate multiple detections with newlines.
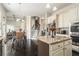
68, 8, 77, 23
0, 11, 1, 23
63, 12, 69, 27
63, 8, 77, 27
58, 14, 63, 28
77, 7, 79, 20
0, 6, 2, 24
48, 4, 79, 28
58, 7, 77, 28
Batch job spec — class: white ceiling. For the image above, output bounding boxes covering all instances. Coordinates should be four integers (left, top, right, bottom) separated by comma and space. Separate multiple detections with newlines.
2, 3, 71, 17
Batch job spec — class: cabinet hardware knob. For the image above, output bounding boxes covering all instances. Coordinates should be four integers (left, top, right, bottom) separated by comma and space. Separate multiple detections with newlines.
64, 48, 67, 50
58, 45, 60, 47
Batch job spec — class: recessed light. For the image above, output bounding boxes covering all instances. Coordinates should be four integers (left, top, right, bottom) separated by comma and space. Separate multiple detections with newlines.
22, 20, 24, 22
46, 3, 51, 9
16, 19, 20, 22
52, 6, 57, 11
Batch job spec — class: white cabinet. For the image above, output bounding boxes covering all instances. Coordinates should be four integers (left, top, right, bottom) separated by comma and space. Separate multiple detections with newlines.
64, 44, 72, 56
63, 11, 71, 27
63, 8, 77, 27
58, 12, 70, 28
58, 7, 77, 28
58, 14, 63, 28
0, 10, 1, 21
53, 49, 64, 56
68, 8, 77, 23
49, 42, 63, 51
77, 7, 79, 20
63, 40, 72, 56
69, 8, 77, 20
49, 39, 72, 56
38, 37, 72, 56
50, 48, 64, 56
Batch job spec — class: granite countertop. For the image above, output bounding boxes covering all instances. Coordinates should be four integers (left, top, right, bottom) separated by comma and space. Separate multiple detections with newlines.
38, 36, 71, 45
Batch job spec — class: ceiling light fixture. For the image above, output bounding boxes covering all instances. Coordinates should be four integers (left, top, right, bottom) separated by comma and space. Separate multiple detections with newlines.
22, 20, 24, 22
46, 3, 51, 9
52, 6, 57, 11
8, 3, 11, 5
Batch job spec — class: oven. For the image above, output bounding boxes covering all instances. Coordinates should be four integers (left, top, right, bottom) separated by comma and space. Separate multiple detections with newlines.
71, 22, 79, 52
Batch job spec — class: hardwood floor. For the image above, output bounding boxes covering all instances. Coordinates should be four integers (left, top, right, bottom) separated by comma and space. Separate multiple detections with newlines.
6, 39, 38, 56
31, 40, 38, 56
5, 39, 79, 56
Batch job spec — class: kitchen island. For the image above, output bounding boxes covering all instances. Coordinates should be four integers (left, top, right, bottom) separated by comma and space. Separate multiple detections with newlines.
38, 36, 72, 56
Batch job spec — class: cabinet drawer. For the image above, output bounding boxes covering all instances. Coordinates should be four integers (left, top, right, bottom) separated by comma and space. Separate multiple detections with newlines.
64, 40, 72, 45
50, 49, 64, 56
49, 42, 63, 51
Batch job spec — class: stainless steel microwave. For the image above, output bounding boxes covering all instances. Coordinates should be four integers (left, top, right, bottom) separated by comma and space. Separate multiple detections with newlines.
71, 22, 79, 32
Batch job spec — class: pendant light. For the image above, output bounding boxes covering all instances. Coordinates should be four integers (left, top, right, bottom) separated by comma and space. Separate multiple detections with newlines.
46, 3, 51, 9
52, 6, 57, 11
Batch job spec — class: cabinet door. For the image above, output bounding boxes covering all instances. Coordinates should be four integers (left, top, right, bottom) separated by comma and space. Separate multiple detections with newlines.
58, 14, 63, 28
68, 8, 77, 23
63, 11, 70, 27
49, 42, 63, 51
62, 8, 77, 27
64, 44, 72, 56
0, 14, 1, 23
77, 7, 79, 20
53, 49, 64, 56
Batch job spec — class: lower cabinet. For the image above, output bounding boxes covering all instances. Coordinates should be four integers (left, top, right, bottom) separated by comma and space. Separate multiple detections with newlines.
64, 44, 72, 56
51, 49, 64, 56
38, 39, 72, 56
53, 50, 63, 56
